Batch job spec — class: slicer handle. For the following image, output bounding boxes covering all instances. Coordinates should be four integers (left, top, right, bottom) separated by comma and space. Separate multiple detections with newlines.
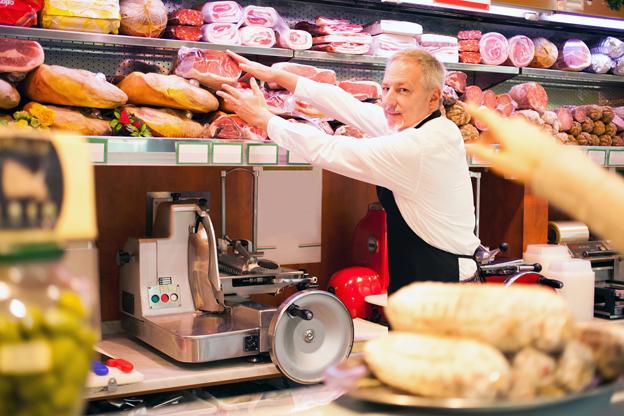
287, 304, 314, 321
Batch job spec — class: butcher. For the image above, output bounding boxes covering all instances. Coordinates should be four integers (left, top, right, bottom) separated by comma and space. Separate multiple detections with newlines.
218, 48, 480, 293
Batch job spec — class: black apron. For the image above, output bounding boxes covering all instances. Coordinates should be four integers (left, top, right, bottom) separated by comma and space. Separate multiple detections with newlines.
377, 110, 473, 294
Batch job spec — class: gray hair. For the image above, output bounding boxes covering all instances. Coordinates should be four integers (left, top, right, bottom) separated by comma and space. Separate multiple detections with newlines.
388, 48, 446, 93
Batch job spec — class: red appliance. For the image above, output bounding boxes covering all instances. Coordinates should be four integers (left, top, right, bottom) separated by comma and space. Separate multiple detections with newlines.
328, 267, 384, 319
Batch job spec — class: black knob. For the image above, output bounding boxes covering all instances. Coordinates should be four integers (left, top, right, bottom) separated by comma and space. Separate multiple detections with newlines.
499, 243, 509, 252
116, 250, 131, 266
287, 304, 313, 321
533, 263, 542, 272
171, 192, 181, 201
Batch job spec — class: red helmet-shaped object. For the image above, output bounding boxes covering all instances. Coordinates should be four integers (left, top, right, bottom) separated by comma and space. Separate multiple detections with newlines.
328, 267, 384, 319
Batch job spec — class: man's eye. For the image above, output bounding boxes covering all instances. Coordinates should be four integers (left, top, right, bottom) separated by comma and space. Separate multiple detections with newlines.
399, 88, 408, 93
382, 87, 389, 92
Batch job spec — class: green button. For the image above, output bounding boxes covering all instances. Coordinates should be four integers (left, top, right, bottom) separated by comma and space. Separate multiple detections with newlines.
151, 295, 159, 303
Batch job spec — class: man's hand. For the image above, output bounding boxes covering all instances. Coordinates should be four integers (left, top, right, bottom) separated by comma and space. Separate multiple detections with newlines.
217, 78, 275, 131
227, 50, 298, 92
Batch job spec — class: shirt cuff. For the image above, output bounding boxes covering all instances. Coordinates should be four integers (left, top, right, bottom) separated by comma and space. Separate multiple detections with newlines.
266, 116, 292, 146
293, 76, 314, 100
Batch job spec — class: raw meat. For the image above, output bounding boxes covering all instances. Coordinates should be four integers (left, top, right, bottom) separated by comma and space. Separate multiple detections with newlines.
268, 62, 336, 89
201, 1, 243, 24
418, 34, 459, 62
289, 118, 334, 135
613, 115, 624, 132
495, 93, 517, 117
169, 9, 204, 26
442, 85, 458, 106
124, 106, 207, 138
530, 38, 558, 69
209, 112, 268, 140
462, 85, 483, 106
457, 30, 481, 40
174, 47, 241, 90
295, 21, 363, 36
335, 124, 367, 138
554, 107, 573, 132
166, 26, 202, 41
119, 0, 167, 38
202, 23, 241, 45
264, 90, 294, 115
368, 33, 419, 57
293, 97, 326, 119
587, 54, 614, 74
445, 71, 467, 94
0, 0, 42, 27
572, 105, 587, 122
313, 33, 372, 45
506, 35, 534, 68
311, 43, 370, 55
242, 5, 279, 28
555, 39, 591, 72
479, 32, 509, 66
482, 90, 497, 109
509, 82, 548, 113
516, 109, 544, 125
316, 16, 350, 26
0, 38, 44, 73
364, 20, 423, 36
276, 30, 312, 50
459, 40, 479, 52
239, 26, 276, 48
338, 80, 382, 101
0, 79, 20, 109
460, 52, 481, 64
592, 37, 624, 59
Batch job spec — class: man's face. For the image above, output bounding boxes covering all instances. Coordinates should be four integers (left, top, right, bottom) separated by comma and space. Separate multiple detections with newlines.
381, 59, 440, 131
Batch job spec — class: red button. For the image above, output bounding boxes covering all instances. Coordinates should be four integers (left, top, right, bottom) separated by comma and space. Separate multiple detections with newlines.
161, 294, 169, 303
106, 358, 134, 373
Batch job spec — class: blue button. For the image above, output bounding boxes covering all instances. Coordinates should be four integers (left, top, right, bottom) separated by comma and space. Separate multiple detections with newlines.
92, 360, 109, 376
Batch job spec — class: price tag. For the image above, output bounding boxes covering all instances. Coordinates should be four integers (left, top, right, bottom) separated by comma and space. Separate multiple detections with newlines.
212, 143, 243, 165
608, 150, 624, 166
176, 142, 209, 165
287, 151, 309, 165
587, 150, 607, 166
247, 144, 278, 165
87, 138, 107, 164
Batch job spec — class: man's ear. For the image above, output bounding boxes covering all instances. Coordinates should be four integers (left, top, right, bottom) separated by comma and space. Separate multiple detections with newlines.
429, 87, 441, 110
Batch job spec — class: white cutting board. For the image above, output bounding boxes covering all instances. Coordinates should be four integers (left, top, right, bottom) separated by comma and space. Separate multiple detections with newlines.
86, 366, 144, 388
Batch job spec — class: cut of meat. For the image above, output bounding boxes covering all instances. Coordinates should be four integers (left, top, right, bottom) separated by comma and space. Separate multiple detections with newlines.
293, 97, 326, 119
495, 93, 517, 117
554, 107, 573, 132
442, 85, 458, 106
242, 5, 279, 28
295, 21, 363, 36
587, 54, 614, 74
458, 30, 481, 40
0, 79, 20, 109
169, 9, 204, 26
364, 20, 423, 37
334, 124, 367, 138
368, 33, 419, 57
239, 26, 276, 47
268, 62, 336, 89
119, 0, 167, 38
509, 82, 548, 113
479, 32, 509, 66
459, 40, 479, 52
417, 34, 459, 63
338, 80, 382, 101
315, 16, 349, 26
592, 37, 624, 60
516, 109, 544, 125
462, 85, 483, 106
124, 106, 207, 138
459, 52, 480, 64
201, 1, 243, 24
264, 90, 294, 115
506, 35, 534, 68
555, 39, 591, 72
174, 47, 241, 90
209, 112, 268, 140
482, 90, 497, 110
202, 23, 241, 45
276, 30, 312, 50
23, 102, 111, 135
312, 33, 372, 45
311, 43, 370, 55
0, 38, 45, 73
0, 0, 43, 27
445, 71, 467, 94
166, 26, 202, 41
530, 37, 558, 69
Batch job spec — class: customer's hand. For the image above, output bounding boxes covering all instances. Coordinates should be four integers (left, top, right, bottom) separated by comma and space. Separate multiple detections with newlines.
217, 78, 274, 130
464, 103, 561, 183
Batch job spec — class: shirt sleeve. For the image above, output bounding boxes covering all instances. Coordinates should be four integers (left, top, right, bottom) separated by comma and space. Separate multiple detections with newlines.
293, 77, 390, 137
267, 116, 421, 195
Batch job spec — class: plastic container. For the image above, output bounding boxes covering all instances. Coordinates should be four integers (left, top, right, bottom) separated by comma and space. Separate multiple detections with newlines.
523, 244, 571, 273
546, 259, 595, 322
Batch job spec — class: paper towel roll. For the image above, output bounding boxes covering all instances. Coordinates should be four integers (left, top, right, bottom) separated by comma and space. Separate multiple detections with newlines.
548, 221, 590, 243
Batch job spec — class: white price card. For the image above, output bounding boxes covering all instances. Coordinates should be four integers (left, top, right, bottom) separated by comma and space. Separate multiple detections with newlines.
212, 143, 243, 165
608, 150, 624, 166
587, 150, 607, 166
248, 144, 278, 165
87, 138, 107, 164
287, 151, 309, 165
176, 142, 209, 164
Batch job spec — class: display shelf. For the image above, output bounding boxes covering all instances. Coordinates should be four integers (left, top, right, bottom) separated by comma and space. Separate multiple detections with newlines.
518, 68, 624, 87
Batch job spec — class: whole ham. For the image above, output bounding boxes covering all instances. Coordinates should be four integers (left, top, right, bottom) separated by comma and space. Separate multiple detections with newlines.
506, 35, 534, 68
338, 80, 382, 101
242, 5, 279, 28
202, 23, 241, 45
509, 82, 548, 113
239, 26, 276, 48
123, 106, 207, 138
530, 38, 558, 69
0, 79, 20, 109
209, 112, 268, 140
592, 37, 624, 60
174, 47, 241, 90
169, 9, 204, 26
445, 71, 467, 94
268, 62, 336, 89
23, 102, 111, 135
368, 34, 419, 57
276, 30, 312, 50
202, 1, 243, 24
555, 39, 591, 72
119, 0, 167, 38
311, 42, 370, 55
587, 54, 614, 74
480, 32, 509, 66
495, 93, 517, 117
0, 39, 44, 73
364, 20, 423, 37
312, 33, 372, 45
295, 21, 363, 36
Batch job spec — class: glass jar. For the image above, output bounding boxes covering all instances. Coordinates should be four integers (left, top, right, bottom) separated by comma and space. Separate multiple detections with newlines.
0, 245, 97, 416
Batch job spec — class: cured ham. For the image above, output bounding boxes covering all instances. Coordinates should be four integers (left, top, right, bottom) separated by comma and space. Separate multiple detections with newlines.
202, 23, 241, 45
242, 5, 279, 28
368, 34, 418, 57
495, 93, 517, 117
479, 32, 509, 66
174, 47, 241, 90
201, 1, 243, 24
209, 112, 268, 140
311, 43, 370, 55
506, 35, 534, 68
312, 33, 372, 45
509, 82, 548, 113
239, 26, 276, 48
294, 21, 363, 36
555, 39, 591, 72
276, 30, 312, 50
268, 62, 336, 89
445, 71, 467, 94
0, 38, 44, 73
530, 38, 558, 69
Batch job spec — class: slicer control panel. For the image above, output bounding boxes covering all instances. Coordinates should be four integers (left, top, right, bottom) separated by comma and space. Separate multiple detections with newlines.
148, 278, 181, 309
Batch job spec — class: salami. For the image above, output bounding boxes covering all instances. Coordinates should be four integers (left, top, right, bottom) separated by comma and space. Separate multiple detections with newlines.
479, 32, 509, 66
202, 23, 241, 45
166, 26, 202, 41
442, 85, 458, 106
459, 40, 480, 52
0, 38, 45, 73
509, 82, 548, 113
555, 39, 591, 72
239, 26, 276, 48
592, 37, 624, 60
530, 38, 558, 69
459, 52, 481, 64
169, 9, 204, 27
457, 30, 482, 40
506, 35, 534, 68
201, 1, 243, 24
587, 54, 614, 74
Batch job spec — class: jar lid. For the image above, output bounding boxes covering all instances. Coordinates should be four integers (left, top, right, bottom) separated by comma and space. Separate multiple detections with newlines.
0, 243, 63, 263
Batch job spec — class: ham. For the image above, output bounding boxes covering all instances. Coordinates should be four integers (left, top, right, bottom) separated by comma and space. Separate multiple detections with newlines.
495, 93, 517, 117
239, 26, 276, 47
174, 47, 241, 90
482, 90, 497, 110
295, 21, 363, 36
506, 35, 534, 68
592, 37, 624, 60
479, 32, 509, 66
587, 54, 614, 74
276, 30, 312, 50
0, 38, 44, 73
124, 106, 207, 138
555, 107, 574, 132
462, 85, 483, 106
209, 112, 267, 140
368, 34, 419, 57
364, 20, 423, 37
268, 62, 336, 89
119, 0, 167, 38
555, 39, 591, 72
530, 38, 558, 69
312, 33, 372, 45
316, 16, 349, 26
242, 5, 279, 28
509, 82, 548, 113
311, 43, 370, 55
445, 71, 467, 94
201, 1, 243, 24
23, 102, 111, 135
442, 85, 458, 106
202, 23, 241, 45
264, 90, 294, 115
338, 80, 382, 101
0, 79, 20, 109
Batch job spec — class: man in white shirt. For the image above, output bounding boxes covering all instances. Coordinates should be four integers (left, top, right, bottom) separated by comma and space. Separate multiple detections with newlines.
218, 49, 480, 294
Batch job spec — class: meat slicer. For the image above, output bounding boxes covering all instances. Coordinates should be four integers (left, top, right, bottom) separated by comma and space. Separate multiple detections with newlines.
118, 192, 353, 384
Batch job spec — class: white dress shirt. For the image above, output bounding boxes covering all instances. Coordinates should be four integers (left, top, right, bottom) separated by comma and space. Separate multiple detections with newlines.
265, 77, 480, 278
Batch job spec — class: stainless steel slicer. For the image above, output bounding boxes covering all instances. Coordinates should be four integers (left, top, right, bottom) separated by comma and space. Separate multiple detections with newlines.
118, 192, 353, 383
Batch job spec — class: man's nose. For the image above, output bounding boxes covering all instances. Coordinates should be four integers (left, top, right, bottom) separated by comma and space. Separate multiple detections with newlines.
383, 89, 396, 106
